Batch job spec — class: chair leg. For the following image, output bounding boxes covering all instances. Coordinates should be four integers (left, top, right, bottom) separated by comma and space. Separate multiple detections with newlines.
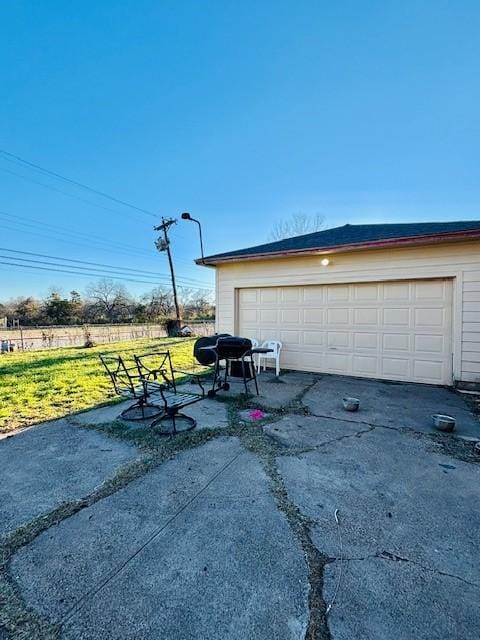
150, 411, 196, 435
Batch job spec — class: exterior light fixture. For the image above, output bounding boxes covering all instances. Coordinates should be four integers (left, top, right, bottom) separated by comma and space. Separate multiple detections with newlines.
181, 212, 205, 263
321, 258, 330, 266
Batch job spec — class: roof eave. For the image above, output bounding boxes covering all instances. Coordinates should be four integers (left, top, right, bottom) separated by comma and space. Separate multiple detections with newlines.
196, 229, 480, 266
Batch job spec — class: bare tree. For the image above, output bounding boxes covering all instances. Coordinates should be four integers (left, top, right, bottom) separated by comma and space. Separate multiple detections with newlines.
269, 213, 325, 241
141, 287, 175, 321
85, 279, 132, 323
180, 288, 214, 320
11, 296, 42, 325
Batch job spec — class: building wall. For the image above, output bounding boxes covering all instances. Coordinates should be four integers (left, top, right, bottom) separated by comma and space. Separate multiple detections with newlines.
214, 240, 480, 385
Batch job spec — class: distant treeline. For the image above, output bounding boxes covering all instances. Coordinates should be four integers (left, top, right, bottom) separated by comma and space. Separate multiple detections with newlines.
0, 278, 215, 327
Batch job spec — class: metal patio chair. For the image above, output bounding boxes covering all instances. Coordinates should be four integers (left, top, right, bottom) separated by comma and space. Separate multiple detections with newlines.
99, 354, 163, 421
134, 350, 206, 435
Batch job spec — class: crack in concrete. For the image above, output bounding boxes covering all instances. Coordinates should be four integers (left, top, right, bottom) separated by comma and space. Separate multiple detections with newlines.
2, 383, 477, 639
56, 450, 243, 635
256, 454, 332, 640
0, 425, 237, 640
306, 410, 406, 432
306, 410, 480, 464
238, 433, 332, 639
1, 395, 321, 640
328, 550, 480, 591
258, 425, 378, 460
246, 376, 320, 415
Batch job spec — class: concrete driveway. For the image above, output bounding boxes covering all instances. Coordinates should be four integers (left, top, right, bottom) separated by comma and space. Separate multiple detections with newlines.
1, 372, 479, 640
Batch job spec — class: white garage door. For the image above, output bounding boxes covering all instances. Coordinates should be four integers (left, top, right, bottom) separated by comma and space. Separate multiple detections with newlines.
238, 279, 453, 385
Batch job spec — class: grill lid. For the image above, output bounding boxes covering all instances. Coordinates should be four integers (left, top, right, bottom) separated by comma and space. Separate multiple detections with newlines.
194, 334, 231, 365
215, 336, 252, 359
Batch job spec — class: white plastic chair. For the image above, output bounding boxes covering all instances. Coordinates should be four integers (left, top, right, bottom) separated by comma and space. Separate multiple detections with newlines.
256, 340, 282, 377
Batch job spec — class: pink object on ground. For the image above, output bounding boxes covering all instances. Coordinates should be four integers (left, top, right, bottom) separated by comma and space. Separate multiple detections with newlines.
249, 409, 265, 421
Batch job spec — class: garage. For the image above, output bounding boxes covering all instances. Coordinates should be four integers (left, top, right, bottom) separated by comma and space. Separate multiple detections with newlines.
238, 280, 453, 385
199, 221, 480, 388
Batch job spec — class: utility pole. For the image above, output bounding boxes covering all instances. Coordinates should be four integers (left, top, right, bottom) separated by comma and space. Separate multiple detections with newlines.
154, 217, 181, 323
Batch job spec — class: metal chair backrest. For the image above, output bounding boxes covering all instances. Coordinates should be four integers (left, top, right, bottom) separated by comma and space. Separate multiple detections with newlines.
99, 354, 141, 398
134, 351, 176, 391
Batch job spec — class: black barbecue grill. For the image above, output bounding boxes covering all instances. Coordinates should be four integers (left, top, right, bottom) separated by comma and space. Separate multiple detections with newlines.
194, 335, 272, 397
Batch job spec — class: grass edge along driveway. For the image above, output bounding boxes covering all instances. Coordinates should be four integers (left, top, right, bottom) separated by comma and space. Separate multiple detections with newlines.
0, 337, 205, 433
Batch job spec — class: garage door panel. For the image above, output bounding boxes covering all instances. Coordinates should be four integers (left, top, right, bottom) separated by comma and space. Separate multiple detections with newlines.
327, 308, 349, 324
414, 308, 445, 327
280, 287, 301, 303
383, 333, 410, 351
281, 309, 300, 323
288, 351, 320, 369
303, 287, 323, 303
259, 289, 278, 304
354, 333, 378, 350
382, 357, 410, 378
326, 352, 351, 372
354, 284, 379, 301
303, 308, 324, 323
258, 328, 277, 342
239, 309, 258, 323
327, 285, 349, 302
354, 308, 379, 325
414, 334, 445, 353
352, 355, 378, 375
384, 308, 410, 327
327, 331, 350, 348
238, 279, 453, 385
302, 330, 326, 346
279, 330, 301, 345
384, 282, 410, 300
239, 289, 258, 304
259, 309, 278, 323
415, 280, 446, 300
413, 360, 444, 383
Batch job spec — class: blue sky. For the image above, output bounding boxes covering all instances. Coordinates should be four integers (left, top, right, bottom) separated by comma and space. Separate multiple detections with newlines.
1, 1, 479, 299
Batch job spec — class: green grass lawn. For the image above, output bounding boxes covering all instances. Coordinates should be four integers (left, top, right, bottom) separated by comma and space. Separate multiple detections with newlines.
0, 337, 205, 433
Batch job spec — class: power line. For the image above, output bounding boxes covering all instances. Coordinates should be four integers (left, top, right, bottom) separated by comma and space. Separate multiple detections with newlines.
0, 247, 215, 288
0, 219, 214, 288
0, 260, 215, 289
0, 209, 157, 261
0, 217, 157, 265
0, 149, 157, 219
0, 247, 171, 280
0, 208, 204, 269
0, 254, 164, 280
0, 212, 213, 287
0, 165, 148, 221
0, 199, 204, 269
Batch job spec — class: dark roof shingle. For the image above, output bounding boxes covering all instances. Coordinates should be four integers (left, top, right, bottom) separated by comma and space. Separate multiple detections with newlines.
201, 220, 480, 264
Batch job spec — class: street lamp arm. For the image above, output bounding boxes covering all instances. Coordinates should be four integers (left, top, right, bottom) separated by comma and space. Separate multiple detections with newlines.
181, 212, 205, 263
